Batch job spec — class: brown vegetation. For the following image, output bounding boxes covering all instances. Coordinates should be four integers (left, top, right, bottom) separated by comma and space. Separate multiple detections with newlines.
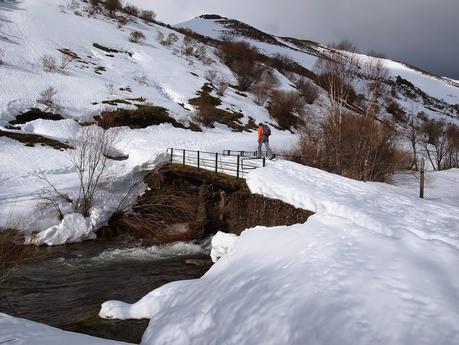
269, 90, 304, 129
98, 106, 186, 130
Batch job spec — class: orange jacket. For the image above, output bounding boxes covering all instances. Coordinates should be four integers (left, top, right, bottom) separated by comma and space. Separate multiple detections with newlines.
258, 126, 263, 142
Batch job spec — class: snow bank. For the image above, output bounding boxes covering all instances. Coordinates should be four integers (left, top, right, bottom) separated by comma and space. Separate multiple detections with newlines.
210, 231, 238, 262
246, 160, 459, 249
101, 215, 459, 345
0, 313, 131, 345
25, 209, 107, 246
100, 159, 459, 345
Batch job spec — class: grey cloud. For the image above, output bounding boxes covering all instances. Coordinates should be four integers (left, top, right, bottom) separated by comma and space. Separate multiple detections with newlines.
131, 0, 459, 79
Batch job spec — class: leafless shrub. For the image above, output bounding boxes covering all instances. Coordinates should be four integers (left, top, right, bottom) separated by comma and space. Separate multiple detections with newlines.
251, 82, 272, 106
291, 112, 407, 181
133, 73, 149, 86
331, 39, 359, 53
140, 10, 156, 23
106, 83, 116, 95
37, 87, 59, 113
116, 15, 129, 28
218, 41, 261, 91
67, 0, 80, 11
296, 78, 319, 104
0, 230, 40, 285
205, 70, 218, 83
122, 4, 139, 17
361, 59, 389, 115
194, 45, 208, 61
104, 0, 121, 17
216, 78, 229, 97
161, 32, 178, 46
36, 175, 73, 220
156, 31, 165, 43
269, 90, 304, 129
129, 31, 145, 43
419, 119, 459, 170
60, 53, 73, 70
41, 54, 59, 73
181, 35, 195, 56
69, 126, 118, 216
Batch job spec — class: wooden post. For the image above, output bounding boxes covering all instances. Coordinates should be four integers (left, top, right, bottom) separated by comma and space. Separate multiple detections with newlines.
182, 149, 186, 166
170, 148, 173, 164
237, 155, 240, 178
263, 157, 266, 167
215, 152, 218, 174
420, 157, 425, 199
363, 159, 368, 182
197, 151, 200, 170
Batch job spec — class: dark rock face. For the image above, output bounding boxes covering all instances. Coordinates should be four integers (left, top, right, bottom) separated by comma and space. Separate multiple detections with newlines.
111, 165, 312, 241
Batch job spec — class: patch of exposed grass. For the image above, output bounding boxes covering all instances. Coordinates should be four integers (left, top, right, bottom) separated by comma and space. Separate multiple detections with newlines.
9, 108, 63, 125
190, 84, 248, 131
97, 105, 186, 130
0, 130, 72, 150
92, 43, 119, 54
57, 48, 80, 60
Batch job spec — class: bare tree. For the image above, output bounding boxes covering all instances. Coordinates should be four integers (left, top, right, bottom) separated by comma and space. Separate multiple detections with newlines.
205, 70, 218, 83
70, 126, 118, 216
181, 35, 195, 56
216, 77, 229, 97
41, 54, 59, 73
314, 47, 359, 174
162, 33, 178, 46
37, 87, 59, 113
419, 119, 458, 170
140, 10, 156, 23
250, 82, 271, 106
129, 31, 145, 43
60, 52, 73, 70
361, 59, 389, 115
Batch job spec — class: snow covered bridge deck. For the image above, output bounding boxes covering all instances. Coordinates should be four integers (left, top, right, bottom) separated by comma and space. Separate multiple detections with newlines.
167, 148, 269, 178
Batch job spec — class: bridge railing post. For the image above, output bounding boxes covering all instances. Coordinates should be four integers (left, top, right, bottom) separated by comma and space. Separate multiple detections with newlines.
263, 157, 266, 167
215, 152, 218, 174
182, 149, 186, 166
197, 151, 200, 170
237, 155, 240, 178
170, 148, 173, 164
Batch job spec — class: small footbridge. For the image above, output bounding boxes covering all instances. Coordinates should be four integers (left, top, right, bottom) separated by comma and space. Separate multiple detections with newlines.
167, 148, 273, 178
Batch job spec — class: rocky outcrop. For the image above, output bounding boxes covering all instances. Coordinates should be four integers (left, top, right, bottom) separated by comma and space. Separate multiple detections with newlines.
108, 165, 312, 242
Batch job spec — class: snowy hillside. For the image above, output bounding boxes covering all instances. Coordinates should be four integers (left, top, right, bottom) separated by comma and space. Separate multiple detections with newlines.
177, 15, 459, 123
1, 1, 459, 345
0, 0, 274, 126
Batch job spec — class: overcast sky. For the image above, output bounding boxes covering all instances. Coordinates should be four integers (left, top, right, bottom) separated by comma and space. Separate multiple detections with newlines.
132, 0, 459, 79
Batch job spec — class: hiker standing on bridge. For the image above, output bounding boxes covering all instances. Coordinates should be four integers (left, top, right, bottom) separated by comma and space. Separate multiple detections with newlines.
257, 123, 274, 159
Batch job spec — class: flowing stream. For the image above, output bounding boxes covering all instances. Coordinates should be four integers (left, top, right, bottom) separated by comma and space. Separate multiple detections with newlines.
0, 239, 213, 343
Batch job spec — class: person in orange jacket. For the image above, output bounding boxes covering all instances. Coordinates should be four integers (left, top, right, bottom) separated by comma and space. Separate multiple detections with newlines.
257, 122, 273, 159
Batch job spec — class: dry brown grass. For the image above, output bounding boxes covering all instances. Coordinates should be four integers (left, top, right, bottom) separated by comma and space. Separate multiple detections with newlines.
109, 191, 200, 243
0, 230, 40, 285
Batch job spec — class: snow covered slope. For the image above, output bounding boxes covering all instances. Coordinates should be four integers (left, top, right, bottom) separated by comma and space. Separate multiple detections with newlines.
100, 160, 459, 345
0, 1, 272, 126
177, 15, 459, 122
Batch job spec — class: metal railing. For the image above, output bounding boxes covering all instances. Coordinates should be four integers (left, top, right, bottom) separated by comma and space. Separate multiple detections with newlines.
167, 148, 267, 178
